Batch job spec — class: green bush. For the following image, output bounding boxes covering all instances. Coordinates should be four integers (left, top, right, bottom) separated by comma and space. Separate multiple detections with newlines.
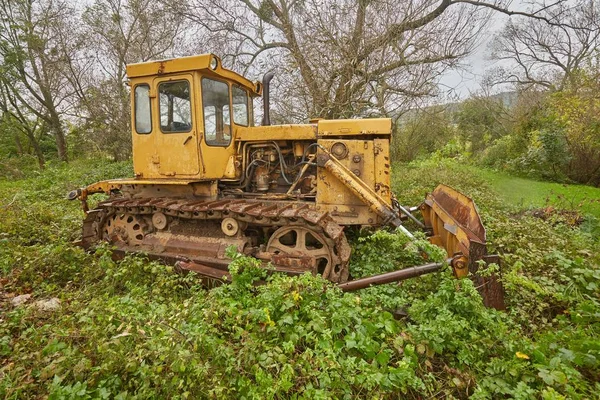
482, 128, 570, 182
468, 86, 600, 186
391, 107, 456, 162
1, 158, 599, 399
455, 96, 512, 156
480, 134, 525, 169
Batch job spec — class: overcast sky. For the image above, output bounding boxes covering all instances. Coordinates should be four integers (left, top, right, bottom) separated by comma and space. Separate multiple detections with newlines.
439, 13, 511, 99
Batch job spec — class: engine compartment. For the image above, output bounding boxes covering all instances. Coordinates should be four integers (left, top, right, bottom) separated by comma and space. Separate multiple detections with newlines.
222, 141, 318, 196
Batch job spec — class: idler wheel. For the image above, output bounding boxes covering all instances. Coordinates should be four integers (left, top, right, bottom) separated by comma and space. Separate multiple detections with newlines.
221, 217, 246, 237
152, 212, 168, 230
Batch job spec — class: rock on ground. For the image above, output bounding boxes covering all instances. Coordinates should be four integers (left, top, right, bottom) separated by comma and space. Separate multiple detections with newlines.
11, 294, 32, 307
33, 298, 61, 312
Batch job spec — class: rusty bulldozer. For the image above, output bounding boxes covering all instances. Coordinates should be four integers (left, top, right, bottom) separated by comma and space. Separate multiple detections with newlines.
68, 54, 504, 309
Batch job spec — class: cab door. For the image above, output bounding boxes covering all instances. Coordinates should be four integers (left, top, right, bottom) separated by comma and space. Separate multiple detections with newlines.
152, 74, 200, 176
198, 76, 239, 179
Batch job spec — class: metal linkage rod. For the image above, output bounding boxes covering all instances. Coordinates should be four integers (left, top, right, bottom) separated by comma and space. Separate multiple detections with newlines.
397, 203, 425, 228
337, 258, 452, 292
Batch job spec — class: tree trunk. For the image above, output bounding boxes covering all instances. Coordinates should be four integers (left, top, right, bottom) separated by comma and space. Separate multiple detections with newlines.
49, 113, 68, 162
14, 133, 24, 155
24, 128, 45, 169
54, 128, 68, 162
31, 136, 45, 169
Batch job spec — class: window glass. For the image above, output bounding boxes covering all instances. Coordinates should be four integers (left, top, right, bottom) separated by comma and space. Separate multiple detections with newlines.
232, 85, 249, 126
202, 78, 231, 146
204, 106, 216, 137
159, 80, 192, 133
134, 84, 151, 134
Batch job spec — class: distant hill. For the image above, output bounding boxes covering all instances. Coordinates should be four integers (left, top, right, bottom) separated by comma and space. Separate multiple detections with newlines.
432, 91, 519, 114
396, 91, 518, 123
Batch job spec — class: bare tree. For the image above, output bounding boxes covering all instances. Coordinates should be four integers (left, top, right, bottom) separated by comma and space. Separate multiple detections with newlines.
0, 82, 46, 168
181, 0, 494, 120
67, 0, 188, 160
178, 0, 572, 121
0, 0, 77, 162
489, 0, 600, 91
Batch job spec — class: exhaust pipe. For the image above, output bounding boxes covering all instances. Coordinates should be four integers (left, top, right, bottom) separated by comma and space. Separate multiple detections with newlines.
261, 72, 275, 126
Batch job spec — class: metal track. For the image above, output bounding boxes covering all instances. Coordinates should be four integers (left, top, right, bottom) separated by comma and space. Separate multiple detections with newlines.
82, 197, 351, 283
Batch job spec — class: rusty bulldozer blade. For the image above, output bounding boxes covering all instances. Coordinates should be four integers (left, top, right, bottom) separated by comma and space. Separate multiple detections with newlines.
420, 184, 505, 310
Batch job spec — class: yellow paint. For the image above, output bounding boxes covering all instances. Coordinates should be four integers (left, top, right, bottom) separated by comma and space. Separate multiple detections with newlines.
316, 139, 391, 225
79, 178, 200, 197
126, 54, 395, 191
223, 155, 238, 178
420, 184, 488, 267
95, 54, 398, 228
195, 73, 238, 179
317, 139, 375, 206
236, 125, 317, 141
373, 138, 391, 205
126, 54, 260, 96
318, 118, 392, 136
154, 73, 200, 176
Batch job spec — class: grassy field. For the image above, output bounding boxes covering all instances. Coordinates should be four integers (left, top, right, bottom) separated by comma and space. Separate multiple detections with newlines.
0, 158, 598, 399
473, 168, 600, 218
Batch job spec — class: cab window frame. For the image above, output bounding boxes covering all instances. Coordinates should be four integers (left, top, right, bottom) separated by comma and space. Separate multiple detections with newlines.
158, 79, 193, 134
231, 84, 249, 127
201, 76, 233, 147
248, 96, 255, 127
134, 83, 152, 135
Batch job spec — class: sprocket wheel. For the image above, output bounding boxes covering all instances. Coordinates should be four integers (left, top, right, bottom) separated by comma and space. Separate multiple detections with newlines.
266, 225, 346, 283
101, 213, 149, 247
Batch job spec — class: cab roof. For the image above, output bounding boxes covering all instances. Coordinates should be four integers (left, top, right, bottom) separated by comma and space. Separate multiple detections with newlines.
126, 54, 262, 97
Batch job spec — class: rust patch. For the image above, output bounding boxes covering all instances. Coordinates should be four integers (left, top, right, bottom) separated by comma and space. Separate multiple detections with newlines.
271, 254, 315, 271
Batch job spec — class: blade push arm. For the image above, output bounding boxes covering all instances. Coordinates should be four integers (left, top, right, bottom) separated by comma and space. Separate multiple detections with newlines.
315, 146, 505, 309
315, 147, 414, 238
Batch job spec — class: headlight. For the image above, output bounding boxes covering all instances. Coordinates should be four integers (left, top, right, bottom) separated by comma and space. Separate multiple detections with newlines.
210, 56, 218, 70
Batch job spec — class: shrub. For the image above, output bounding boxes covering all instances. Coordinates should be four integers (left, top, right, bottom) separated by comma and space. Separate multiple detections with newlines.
1, 158, 598, 399
391, 107, 456, 162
